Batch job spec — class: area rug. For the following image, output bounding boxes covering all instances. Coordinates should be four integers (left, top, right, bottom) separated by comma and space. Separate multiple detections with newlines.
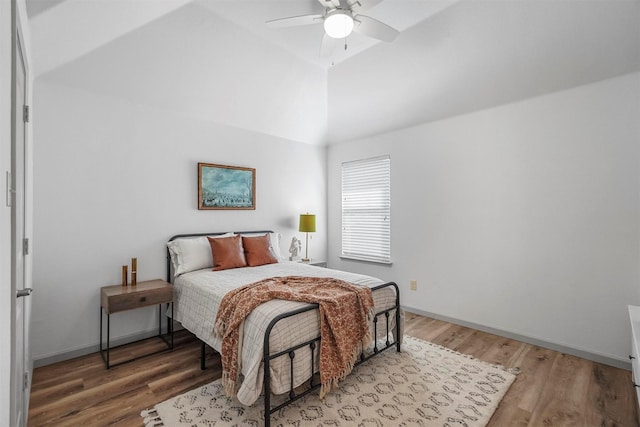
142, 336, 517, 426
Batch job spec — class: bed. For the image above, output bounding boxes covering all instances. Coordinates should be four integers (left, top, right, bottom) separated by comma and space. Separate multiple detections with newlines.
166, 230, 402, 426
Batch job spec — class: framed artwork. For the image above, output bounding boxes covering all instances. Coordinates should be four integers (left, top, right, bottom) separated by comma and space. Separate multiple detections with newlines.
198, 163, 256, 210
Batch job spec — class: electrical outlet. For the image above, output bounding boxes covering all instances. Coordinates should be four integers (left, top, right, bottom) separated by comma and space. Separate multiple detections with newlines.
410, 280, 417, 291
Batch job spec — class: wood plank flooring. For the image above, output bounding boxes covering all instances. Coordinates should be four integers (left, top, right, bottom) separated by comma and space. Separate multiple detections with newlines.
28, 311, 639, 426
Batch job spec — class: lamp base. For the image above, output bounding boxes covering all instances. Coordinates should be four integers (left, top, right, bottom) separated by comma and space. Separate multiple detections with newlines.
301, 258, 311, 262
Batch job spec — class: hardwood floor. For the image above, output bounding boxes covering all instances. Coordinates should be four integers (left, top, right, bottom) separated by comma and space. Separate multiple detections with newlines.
28, 312, 639, 426
404, 313, 638, 427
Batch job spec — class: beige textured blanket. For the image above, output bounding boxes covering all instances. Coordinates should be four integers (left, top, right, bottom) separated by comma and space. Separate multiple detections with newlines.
214, 276, 375, 399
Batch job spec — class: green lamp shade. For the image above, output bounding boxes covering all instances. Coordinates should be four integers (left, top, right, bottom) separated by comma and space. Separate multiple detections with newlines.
299, 214, 316, 232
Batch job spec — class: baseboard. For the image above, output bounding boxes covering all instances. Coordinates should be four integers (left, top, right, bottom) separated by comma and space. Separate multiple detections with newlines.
33, 323, 185, 368
405, 307, 631, 371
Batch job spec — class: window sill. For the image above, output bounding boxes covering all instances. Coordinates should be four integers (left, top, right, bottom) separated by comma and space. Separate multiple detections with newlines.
339, 256, 393, 266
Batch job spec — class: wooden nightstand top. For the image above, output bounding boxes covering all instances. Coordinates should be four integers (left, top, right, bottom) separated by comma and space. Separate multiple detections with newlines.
101, 279, 172, 314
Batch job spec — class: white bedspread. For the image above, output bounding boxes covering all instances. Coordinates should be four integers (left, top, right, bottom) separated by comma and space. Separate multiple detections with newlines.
173, 261, 399, 405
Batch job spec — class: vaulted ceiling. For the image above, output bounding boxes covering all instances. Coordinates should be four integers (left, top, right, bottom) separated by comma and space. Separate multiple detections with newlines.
27, 0, 640, 145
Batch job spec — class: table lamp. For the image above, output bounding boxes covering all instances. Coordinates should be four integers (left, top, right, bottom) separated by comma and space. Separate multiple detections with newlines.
299, 213, 316, 262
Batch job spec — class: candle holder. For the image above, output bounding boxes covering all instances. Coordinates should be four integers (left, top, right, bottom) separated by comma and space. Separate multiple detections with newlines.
131, 258, 137, 286
121, 265, 128, 287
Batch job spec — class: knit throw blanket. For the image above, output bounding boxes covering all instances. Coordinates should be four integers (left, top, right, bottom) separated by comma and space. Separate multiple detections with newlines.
213, 276, 375, 400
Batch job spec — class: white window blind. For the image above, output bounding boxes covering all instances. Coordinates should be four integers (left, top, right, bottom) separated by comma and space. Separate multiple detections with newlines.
341, 155, 391, 264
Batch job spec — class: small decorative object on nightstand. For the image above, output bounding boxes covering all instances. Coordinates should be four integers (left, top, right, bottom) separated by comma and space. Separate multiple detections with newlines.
288, 236, 302, 261
121, 265, 128, 287
100, 279, 173, 369
131, 257, 137, 286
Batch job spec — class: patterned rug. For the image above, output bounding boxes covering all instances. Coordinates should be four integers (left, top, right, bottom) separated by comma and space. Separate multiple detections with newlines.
142, 336, 517, 426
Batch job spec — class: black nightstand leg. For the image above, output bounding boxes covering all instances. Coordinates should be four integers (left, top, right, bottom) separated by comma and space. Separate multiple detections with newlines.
201, 341, 206, 370
106, 312, 110, 368
170, 302, 174, 349
99, 308, 111, 369
99, 307, 103, 356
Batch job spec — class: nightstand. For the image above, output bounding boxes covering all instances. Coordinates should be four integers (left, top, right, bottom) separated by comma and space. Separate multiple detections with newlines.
99, 279, 173, 368
299, 260, 327, 268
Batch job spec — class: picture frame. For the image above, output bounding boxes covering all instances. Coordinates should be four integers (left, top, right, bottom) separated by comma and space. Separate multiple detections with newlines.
198, 163, 256, 210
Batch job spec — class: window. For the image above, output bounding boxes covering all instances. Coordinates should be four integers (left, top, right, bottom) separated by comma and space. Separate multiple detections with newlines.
341, 155, 391, 264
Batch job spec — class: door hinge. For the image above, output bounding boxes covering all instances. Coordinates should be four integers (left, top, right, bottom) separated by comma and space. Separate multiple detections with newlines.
23, 372, 29, 390
23, 105, 29, 123
23, 238, 29, 256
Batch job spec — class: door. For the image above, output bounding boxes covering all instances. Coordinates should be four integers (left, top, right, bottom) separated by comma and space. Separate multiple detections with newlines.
11, 27, 30, 427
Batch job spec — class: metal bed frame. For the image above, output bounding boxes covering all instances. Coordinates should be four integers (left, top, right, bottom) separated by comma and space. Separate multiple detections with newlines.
167, 231, 401, 427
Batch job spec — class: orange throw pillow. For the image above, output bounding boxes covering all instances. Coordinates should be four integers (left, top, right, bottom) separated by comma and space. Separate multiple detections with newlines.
242, 235, 278, 267
208, 235, 247, 271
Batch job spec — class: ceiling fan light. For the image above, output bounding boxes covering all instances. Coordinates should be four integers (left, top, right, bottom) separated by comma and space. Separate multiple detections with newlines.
324, 10, 354, 39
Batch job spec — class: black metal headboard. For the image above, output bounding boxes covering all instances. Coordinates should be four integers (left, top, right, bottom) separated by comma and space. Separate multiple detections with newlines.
166, 230, 275, 282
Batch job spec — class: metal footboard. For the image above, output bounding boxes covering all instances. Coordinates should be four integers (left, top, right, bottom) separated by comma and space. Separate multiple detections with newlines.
261, 281, 401, 427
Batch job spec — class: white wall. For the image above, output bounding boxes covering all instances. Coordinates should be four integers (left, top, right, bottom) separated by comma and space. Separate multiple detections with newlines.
38, 2, 328, 146
31, 79, 327, 362
328, 73, 640, 365
327, 0, 640, 143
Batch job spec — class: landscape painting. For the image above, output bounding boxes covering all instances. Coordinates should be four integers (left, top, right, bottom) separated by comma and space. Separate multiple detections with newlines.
198, 163, 256, 210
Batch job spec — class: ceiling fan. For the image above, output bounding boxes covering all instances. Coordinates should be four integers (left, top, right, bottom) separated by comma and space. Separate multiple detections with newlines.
266, 0, 399, 57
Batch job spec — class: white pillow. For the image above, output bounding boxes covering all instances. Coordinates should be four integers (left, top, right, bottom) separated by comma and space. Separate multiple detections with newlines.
269, 232, 284, 260
240, 232, 283, 260
167, 233, 234, 277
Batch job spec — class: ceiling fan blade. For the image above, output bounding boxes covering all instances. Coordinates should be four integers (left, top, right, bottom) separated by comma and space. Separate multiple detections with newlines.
348, 0, 382, 13
320, 33, 339, 57
316, 0, 341, 9
353, 14, 399, 42
266, 14, 323, 29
